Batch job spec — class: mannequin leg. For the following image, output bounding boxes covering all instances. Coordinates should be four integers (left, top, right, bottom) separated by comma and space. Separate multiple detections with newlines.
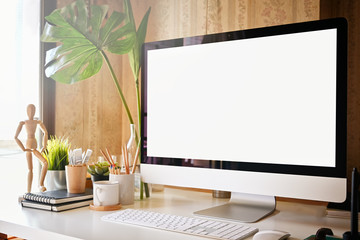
26, 151, 33, 193
33, 150, 48, 192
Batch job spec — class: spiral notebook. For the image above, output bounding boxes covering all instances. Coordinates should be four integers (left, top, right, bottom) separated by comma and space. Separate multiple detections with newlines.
21, 199, 93, 212
23, 188, 93, 204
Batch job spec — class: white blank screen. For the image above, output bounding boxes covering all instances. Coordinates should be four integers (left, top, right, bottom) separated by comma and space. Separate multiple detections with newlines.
147, 29, 337, 167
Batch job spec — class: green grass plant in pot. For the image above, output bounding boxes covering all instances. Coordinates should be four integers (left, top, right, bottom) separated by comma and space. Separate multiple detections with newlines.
87, 161, 110, 182
42, 136, 71, 190
41, 0, 151, 199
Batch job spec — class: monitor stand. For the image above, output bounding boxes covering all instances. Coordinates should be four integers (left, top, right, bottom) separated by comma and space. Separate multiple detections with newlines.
194, 192, 276, 223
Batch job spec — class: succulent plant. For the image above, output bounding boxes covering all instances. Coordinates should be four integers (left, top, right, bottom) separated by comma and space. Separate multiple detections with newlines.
87, 161, 110, 176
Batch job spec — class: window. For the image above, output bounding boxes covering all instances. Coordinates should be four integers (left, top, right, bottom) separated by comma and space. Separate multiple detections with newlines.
0, 0, 41, 154
0, 0, 41, 195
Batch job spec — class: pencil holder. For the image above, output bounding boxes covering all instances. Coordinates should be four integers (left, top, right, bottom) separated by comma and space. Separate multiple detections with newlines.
109, 173, 135, 205
65, 164, 87, 193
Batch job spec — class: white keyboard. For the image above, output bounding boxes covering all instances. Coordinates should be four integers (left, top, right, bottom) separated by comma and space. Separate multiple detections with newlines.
101, 209, 258, 240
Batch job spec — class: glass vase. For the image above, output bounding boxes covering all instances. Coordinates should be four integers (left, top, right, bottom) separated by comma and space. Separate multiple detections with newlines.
127, 124, 137, 170
127, 124, 143, 200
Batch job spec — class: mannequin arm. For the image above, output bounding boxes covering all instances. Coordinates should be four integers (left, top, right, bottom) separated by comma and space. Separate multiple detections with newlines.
14, 121, 28, 151
38, 121, 48, 153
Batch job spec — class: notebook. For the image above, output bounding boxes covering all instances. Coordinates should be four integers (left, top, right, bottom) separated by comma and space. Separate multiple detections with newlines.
21, 199, 93, 212
23, 188, 93, 204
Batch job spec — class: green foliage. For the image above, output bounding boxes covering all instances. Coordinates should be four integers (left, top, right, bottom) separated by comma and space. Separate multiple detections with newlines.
42, 136, 71, 170
123, 0, 151, 199
41, 0, 151, 198
41, 0, 135, 84
125, 0, 151, 81
40, 0, 151, 134
87, 161, 110, 176
125, 0, 151, 143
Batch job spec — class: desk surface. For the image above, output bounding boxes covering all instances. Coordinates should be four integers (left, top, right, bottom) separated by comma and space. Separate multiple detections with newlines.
0, 187, 351, 240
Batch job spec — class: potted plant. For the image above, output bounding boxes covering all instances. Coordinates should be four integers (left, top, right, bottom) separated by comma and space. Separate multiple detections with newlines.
42, 136, 71, 190
87, 161, 110, 182
41, 0, 151, 198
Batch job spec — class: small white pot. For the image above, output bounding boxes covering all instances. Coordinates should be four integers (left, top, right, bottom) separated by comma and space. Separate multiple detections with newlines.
45, 170, 66, 191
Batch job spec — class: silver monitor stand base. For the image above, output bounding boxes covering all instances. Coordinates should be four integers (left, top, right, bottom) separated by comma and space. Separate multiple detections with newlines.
194, 192, 276, 223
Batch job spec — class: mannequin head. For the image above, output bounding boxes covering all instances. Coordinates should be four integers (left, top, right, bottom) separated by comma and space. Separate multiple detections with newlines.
27, 104, 36, 120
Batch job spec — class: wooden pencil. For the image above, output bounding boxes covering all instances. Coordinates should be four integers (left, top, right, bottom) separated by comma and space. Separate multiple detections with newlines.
119, 154, 123, 173
100, 149, 111, 164
121, 146, 125, 173
131, 143, 140, 174
123, 146, 130, 174
105, 148, 114, 166
121, 146, 124, 170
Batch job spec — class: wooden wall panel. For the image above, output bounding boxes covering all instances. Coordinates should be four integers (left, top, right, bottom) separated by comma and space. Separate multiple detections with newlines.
254, 0, 293, 27
54, 0, 319, 163
55, 79, 84, 147
296, 0, 319, 21
206, 0, 250, 33
144, 0, 208, 41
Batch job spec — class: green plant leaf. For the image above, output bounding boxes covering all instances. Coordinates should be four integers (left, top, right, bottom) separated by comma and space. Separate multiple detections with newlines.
87, 165, 96, 175
41, 0, 135, 84
43, 136, 70, 170
124, 0, 151, 80
94, 167, 104, 175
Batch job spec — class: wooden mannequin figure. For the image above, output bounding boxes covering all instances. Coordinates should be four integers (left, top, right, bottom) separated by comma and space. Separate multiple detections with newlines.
14, 104, 48, 193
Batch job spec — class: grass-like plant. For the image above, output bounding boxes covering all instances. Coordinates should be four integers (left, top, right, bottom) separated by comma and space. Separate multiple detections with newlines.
42, 136, 71, 170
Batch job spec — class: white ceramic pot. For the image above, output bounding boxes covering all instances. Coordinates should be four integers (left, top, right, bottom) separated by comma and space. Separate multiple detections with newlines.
45, 170, 66, 191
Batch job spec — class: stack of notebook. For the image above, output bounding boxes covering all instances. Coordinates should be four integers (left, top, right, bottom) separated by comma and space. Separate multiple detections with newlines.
21, 188, 93, 212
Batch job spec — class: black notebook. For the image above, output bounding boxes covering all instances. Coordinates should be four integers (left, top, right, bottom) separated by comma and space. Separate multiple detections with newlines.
21, 199, 92, 212
23, 188, 93, 204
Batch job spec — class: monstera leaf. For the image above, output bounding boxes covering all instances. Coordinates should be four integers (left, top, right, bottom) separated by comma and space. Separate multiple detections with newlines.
41, 0, 135, 84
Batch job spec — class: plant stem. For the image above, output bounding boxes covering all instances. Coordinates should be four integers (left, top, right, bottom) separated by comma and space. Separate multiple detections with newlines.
135, 77, 149, 198
101, 50, 135, 125
102, 51, 142, 145
135, 76, 143, 199
135, 77, 141, 139
101, 51, 149, 198
140, 181, 144, 199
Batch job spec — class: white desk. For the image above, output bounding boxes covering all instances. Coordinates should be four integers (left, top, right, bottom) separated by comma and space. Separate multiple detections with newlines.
0, 188, 351, 240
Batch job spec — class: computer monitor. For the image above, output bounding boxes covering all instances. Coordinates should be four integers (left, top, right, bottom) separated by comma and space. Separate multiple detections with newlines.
140, 18, 347, 223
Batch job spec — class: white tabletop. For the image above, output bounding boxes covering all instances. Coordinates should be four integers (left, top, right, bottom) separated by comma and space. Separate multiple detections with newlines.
0, 186, 352, 240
